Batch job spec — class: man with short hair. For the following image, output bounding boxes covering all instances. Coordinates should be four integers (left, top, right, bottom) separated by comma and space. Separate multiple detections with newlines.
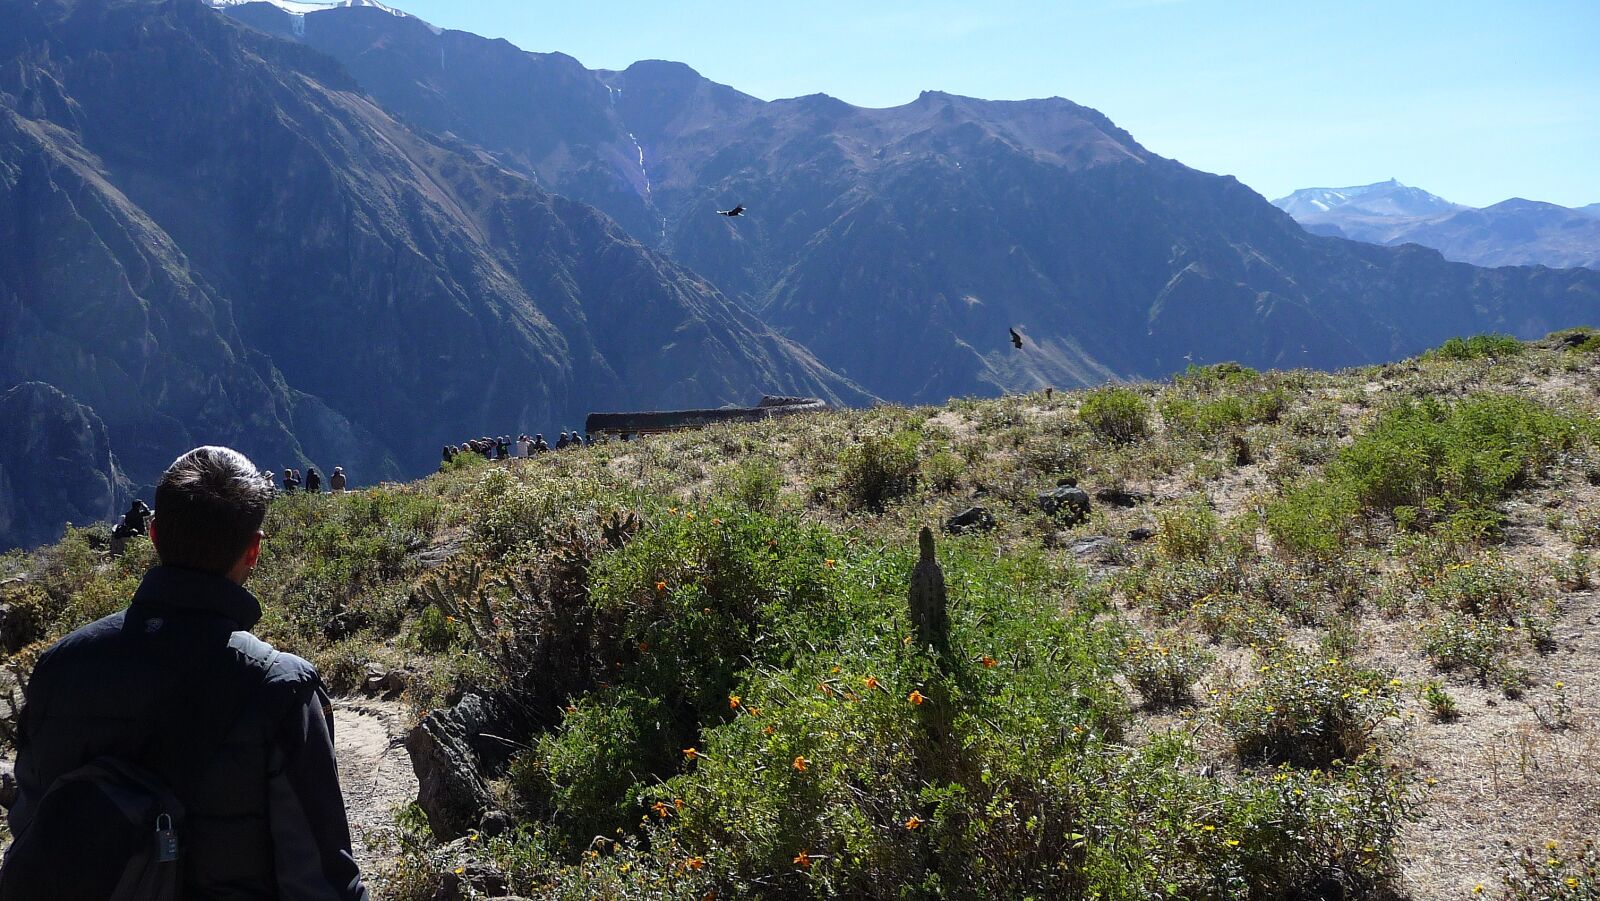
5, 446, 369, 900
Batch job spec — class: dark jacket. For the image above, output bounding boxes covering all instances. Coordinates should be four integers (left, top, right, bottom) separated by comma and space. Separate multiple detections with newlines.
6, 567, 368, 901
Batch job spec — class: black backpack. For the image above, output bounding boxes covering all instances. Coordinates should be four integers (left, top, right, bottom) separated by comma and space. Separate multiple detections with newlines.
0, 651, 271, 901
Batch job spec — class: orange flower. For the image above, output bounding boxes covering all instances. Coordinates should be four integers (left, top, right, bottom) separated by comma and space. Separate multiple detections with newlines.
685, 512, 696, 520
763, 725, 776, 735
729, 694, 742, 710
864, 676, 880, 690
673, 797, 684, 811
818, 683, 834, 697
824, 559, 836, 568
904, 816, 923, 830
792, 756, 809, 772
685, 856, 705, 871
712, 518, 722, 525
638, 641, 650, 652
683, 747, 701, 760
908, 690, 926, 706
747, 706, 761, 717
793, 850, 813, 869
652, 801, 672, 818
981, 655, 998, 668
655, 581, 668, 594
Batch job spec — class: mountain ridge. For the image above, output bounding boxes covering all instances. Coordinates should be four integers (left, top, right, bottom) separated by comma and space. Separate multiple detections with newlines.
0, 0, 868, 550
1274, 179, 1600, 269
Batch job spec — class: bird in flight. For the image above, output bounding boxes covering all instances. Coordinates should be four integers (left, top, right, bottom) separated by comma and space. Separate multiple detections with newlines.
718, 205, 746, 217
1009, 328, 1023, 350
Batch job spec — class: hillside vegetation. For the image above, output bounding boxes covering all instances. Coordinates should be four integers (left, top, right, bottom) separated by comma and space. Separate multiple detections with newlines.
6, 332, 1600, 899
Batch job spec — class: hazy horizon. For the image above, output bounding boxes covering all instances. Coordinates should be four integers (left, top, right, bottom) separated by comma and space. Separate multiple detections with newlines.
385, 0, 1599, 209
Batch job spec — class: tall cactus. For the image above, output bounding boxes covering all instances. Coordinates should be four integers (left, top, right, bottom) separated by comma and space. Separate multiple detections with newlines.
908, 527, 950, 662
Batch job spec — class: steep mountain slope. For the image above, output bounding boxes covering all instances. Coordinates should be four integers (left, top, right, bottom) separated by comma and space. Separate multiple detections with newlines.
1275, 181, 1600, 269
0, 0, 865, 549
0, 382, 127, 549
219, 3, 1600, 402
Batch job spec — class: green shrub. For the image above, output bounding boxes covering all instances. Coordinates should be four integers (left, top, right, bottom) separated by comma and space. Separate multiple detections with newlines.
1427, 334, 1525, 361
718, 458, 784, 513
1079, 387, 1150, 444
1420, 613, 1508, 683
1156, 502, 1219, 562
836, 432, 920, 511
1419, 679, 1459, 721
1266, 480, 1360, 559
1268, 394, 1586, 546
1220, 649, 1395, 768
1121, 633, 1212, 708
922, 450, 965, 493
516, 688, 679, 849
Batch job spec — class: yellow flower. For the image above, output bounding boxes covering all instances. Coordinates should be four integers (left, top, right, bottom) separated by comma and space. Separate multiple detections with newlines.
864, 676, 880, 690
904, 816, 922, 830
793, 850, 813, 869
981, 655, 998, 668
685, 512, 695, 520
683, 747, 700, 760
1225, 839, 1240, 847
729, 694, 742, 710
792, 756, 809, 772
763, 725, 776, 735
1555, 681, 1566, 690
468, 832, 479, 843
652, 801, 672, 818
824, 559, 836, 568
1201, 824, 1216, 832
1473, 885, 1483, 894
685, 856, 705, 871
1547, 840, 1561, 851
454, 867, 465, 875
908, 690, 926, 706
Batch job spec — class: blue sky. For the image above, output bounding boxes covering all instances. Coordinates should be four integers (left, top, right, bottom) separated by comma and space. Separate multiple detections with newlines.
394, 0, 1600, 208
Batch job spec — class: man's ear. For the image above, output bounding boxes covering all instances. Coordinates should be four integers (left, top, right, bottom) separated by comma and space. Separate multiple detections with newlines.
242, 531, 263, 569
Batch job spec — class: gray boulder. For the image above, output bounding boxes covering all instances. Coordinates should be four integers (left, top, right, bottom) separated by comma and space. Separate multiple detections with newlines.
405, 693, 504, 839
1038, 483, 1091, 524
943, 506, 996, 535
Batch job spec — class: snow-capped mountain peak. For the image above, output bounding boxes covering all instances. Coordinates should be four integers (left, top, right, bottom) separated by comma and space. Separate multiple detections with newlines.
206, 0, 418, 23
1272, 179, 1462, 221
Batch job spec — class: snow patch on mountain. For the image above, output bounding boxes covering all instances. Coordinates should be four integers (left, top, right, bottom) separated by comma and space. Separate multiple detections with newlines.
206, 0, 440, 33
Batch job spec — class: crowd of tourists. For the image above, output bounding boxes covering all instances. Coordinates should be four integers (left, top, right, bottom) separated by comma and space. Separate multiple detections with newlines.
443, 430, 594, 463
262, 465, 349, 495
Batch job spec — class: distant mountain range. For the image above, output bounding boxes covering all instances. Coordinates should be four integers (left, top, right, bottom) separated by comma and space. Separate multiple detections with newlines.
1274, 180, 1600, 269
1, 0, 1597, 550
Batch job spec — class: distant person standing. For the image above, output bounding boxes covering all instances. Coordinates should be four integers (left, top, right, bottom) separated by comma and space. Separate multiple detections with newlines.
305, 467, 322, 494
283, 468, 300, 493
330, 467, 347, 493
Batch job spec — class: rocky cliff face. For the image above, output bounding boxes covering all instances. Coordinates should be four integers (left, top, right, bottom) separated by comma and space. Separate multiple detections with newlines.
0, 382, 127, 549
0, 0, 866, 549
230, 4, 1600, 403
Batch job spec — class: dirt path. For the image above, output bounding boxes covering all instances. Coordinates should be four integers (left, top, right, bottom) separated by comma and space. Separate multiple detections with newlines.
332, 699, 417, 873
